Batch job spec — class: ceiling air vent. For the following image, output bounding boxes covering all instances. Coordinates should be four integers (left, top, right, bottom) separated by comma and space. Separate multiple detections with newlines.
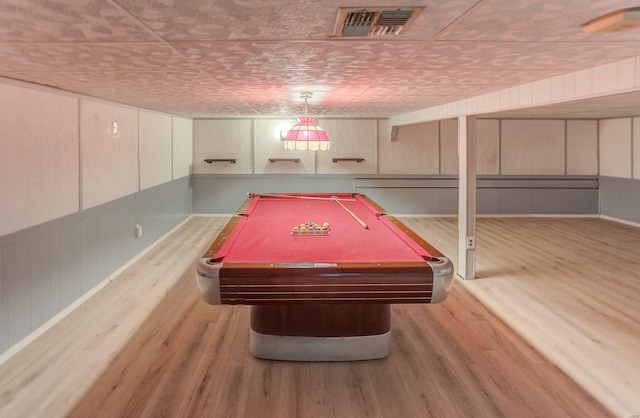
333, 7, 424, 37
342, 11, 377, 36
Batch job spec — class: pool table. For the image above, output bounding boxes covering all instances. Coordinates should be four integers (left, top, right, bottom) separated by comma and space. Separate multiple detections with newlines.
196, 193, 453, 361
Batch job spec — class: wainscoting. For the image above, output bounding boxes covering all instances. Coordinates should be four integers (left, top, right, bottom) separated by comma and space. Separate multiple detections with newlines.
599, 176, 640, 224
192, 174, 599, 215
0, 178, 192, 355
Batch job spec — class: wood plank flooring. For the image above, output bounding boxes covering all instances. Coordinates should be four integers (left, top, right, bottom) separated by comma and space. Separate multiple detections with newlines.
400, 216, 640, 417
1, 215, 638, 417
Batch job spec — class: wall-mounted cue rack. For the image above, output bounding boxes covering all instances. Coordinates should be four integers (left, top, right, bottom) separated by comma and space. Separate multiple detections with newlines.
332, 158, 364, 163
205, 158, 236, 163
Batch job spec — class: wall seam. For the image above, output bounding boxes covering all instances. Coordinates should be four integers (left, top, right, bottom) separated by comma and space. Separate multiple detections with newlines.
498, 119, 502, 175
78, 100, 84, 211
437, 121, 441, 174
137, 111, 141, 192
170, 117, 175, 181
631, 117, 635, 180
597, 119, 601, 215
564, 120, 568, 175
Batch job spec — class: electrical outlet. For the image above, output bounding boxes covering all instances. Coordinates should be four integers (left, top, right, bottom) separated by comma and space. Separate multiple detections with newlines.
112, 122, 118, 135
135, 224, 142, 238
466, 236, 475, 250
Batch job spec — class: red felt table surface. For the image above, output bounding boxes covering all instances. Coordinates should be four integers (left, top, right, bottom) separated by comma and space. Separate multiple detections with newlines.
216, 194, 429, 264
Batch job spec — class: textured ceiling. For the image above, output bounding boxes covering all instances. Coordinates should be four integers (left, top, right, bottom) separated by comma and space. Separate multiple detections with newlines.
1, 0, 640, 119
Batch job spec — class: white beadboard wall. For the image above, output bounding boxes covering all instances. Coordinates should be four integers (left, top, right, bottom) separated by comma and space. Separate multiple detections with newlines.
389, 55, 640, 127
385, 54, 640, 184
0, 78, 194, 357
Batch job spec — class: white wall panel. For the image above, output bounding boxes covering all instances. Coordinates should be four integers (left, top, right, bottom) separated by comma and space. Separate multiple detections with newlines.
501, 120, 565, 175
592, 58, 636, 95
378, 120, 439, 174
0, 83, 80, 236
574, 68, 593, 100
390, 55, 640, 128
617, 57, 636, 92
193, 119, 253, 174
531, 79, 552, 105
567, 120, 598, 175
550, 74, 568, 102
517, 84, 533, 107
592, 61, 618, 96
81, 100, 138, 209
317, 119, 377, 174
634, 117, 640, 180
172, 117, 193, 179
600, 118, 632, 179
139, 111, 172, 190
254, 119, 315, 174
477, 119, 499, 175
440, 119, 458, 174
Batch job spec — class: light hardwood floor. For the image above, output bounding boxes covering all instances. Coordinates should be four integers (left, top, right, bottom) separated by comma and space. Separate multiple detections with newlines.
400, 216, 640, 417
1, 215, 637, 417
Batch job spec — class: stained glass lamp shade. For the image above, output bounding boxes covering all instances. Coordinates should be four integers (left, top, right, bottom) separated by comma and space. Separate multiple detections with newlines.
283, 116, 330, 150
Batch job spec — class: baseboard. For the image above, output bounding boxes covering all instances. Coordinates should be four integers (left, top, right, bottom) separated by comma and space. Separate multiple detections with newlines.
599, 215, 640, 228
0, 215, 195, 366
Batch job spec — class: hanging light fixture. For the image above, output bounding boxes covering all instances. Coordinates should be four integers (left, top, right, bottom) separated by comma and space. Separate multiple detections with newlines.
284, 92, 330, 151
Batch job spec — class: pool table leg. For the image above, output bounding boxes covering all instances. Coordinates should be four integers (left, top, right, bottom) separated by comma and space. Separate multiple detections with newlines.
249, 304, 391, 361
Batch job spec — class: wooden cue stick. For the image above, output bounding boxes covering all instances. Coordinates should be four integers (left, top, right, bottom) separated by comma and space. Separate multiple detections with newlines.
332, 196, 369, 229
247, 193, 356, 201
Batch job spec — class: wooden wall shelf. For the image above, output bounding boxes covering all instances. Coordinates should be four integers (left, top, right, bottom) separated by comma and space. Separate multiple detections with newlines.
332, 158, 364, 163
268, 158, 300, 163
205, 158, 236, 163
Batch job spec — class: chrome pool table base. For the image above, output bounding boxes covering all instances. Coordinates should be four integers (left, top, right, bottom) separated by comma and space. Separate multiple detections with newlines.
248, 303, 392, 361
249, 330, 391, 361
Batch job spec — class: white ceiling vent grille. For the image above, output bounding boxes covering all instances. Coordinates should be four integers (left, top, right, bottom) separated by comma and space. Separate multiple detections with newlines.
333, 7, 424, 37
